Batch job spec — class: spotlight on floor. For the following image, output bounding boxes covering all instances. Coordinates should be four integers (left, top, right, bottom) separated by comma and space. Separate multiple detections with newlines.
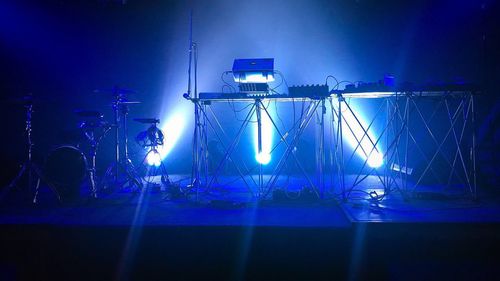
256, 152, 271, 165
146, 151, 162, 167
253, 105, 273, 166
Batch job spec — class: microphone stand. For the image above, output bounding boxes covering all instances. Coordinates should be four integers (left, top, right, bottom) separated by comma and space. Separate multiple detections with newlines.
185, 10, 208, 200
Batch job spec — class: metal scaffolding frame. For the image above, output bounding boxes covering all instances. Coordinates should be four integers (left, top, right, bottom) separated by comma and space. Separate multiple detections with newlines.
334, 90, 477, 200
189, 97, 334, 200
188, 89, 478, 201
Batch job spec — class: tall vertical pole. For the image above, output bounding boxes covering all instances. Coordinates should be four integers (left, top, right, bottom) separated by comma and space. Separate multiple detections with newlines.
319, 98, 325, 198
185, 10, 203, 195
113, 97, 120, 183
25, 104, 33, 193
404, 94, 410, 194
385, 98, 389, 193
471, 93, 477, 200
256, 100, 263, 196
338, 95, 346, 201
187, 9, 193, 99
123, 105, 129, 162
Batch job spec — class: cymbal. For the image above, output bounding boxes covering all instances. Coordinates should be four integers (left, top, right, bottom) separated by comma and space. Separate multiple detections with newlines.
80, 120, 111, 129
3, 94, 44, 105
118, 101, 141, 104
74, 110, 103, 118
109, 101, 141, 106
133, 118, 160, 124
93, 87, 138, 95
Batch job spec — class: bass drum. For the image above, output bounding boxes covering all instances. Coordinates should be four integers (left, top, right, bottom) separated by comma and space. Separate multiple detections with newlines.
44, 146, 87, 200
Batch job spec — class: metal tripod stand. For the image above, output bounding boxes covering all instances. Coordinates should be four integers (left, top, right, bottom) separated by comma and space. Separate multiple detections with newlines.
2, 101, 59, 203
80, 118, 112, 199
101, 89, 142, 192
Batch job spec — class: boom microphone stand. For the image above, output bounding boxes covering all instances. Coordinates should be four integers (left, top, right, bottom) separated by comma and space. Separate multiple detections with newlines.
184, 10, 208, 199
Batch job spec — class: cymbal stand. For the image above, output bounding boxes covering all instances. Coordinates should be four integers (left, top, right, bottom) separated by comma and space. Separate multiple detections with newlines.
101, 94, 142, 191
81, 122, 111, 198
2, 103, 59, 203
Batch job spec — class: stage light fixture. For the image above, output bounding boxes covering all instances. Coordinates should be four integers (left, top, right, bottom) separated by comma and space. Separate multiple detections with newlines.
146, 151, 162, 167
232, 58, 275, 83
256, 152, 271, 165
232, 58, 275, 165
253, 105, 274, 166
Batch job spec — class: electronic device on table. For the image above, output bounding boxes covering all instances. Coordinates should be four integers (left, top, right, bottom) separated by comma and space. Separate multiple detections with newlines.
288, 84, 329, 98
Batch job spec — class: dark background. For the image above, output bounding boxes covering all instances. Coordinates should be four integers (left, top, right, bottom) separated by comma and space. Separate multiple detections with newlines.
0, 0, 498, 186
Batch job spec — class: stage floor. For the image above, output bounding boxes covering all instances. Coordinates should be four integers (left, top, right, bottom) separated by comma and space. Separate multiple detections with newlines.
1, 174, 500, 227
1, 175, 500, 280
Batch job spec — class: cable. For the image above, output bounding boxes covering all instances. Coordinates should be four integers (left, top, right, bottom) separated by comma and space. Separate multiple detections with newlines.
222, 85, 233, 93
227, 101, 256, 123
274, 70, 290, 89
270, 71, 284, 92
273, 100, 287, 132
335, 80, 354, 90
220, 71, 237, 93
325, 75, 339, 89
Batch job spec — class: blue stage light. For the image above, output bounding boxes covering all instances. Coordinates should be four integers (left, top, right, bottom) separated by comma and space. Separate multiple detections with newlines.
254, 105, 273, 165
256, 152, 271, 165
146, 151, 162, 167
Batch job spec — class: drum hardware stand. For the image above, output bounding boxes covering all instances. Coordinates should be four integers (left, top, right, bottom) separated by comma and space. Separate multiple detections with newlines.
81, 120, 112, 198
101, 89, 143, 192
1, 100, 61, 203
86, 144, 98, 198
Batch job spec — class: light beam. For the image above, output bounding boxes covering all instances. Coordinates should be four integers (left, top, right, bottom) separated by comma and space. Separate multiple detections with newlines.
339, 102, 384, 168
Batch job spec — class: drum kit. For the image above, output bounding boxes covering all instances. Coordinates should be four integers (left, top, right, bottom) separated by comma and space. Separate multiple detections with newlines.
3, 87, 172, 204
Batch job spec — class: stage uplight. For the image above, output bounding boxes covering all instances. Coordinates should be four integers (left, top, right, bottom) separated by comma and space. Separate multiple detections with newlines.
256, 152, 271, 165
146, 151, 162, 167
253, 106, 273, 165
135, 120, 165, 167
232, 58, 275, 166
